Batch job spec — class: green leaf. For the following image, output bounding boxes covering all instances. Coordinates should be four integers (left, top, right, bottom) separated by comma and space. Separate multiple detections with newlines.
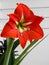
16, 35, 48, 65
13, 34, 48, 65
12, 39, 19, 50
3, 38, 14, 65
13, 40, 38, 65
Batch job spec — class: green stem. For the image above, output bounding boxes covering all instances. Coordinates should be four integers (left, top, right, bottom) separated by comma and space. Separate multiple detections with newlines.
3, 38, 14, 65
13, 40, 38, 65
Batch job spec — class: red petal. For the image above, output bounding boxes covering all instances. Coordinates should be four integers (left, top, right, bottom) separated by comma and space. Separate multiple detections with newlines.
14, 3, 34, 22
19, 35, 26, 48
14, 4, 24, 18
27, 25, 44, 42
34, 16, 44, 24
8, 19, 16, 28
1, 29, 18, 38
27, 15, 44, 31
1, 19, 18, 38
33, 25, 44, 37
8, 14, 20, 23
26, 15, 44, 25
14, 3, 44, 25
18, 31, 29, 48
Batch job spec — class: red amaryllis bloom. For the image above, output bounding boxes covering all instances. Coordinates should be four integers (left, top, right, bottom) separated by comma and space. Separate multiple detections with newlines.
1, 3, 44, 48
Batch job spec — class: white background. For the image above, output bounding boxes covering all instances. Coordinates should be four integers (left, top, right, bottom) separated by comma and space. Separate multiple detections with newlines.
0, 0, 49, 65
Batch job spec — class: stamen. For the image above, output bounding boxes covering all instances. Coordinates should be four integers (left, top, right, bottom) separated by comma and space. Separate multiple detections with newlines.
23, 22, 32, 26
18, 26, 23, 32
18, 25, 27, 32
20, 14, 24, 23
16, 21, 19, 25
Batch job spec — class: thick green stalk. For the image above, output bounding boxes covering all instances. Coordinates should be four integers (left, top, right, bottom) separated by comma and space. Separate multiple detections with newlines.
3, 38, 14, 65
13, 40, 38, 65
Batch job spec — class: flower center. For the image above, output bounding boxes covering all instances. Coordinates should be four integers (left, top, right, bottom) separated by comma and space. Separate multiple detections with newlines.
16, 17, 32, 32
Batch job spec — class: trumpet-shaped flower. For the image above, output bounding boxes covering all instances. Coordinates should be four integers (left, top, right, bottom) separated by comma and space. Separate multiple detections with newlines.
1, 3, 44, 48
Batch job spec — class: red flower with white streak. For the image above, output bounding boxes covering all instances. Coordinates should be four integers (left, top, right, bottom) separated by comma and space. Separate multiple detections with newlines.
1, 3, 44, 48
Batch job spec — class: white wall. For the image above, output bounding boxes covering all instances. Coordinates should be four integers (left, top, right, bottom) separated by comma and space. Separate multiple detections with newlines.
0, 0, 49, 65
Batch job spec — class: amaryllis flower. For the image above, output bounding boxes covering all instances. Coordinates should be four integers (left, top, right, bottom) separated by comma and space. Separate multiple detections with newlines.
1, 3, 44, 48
